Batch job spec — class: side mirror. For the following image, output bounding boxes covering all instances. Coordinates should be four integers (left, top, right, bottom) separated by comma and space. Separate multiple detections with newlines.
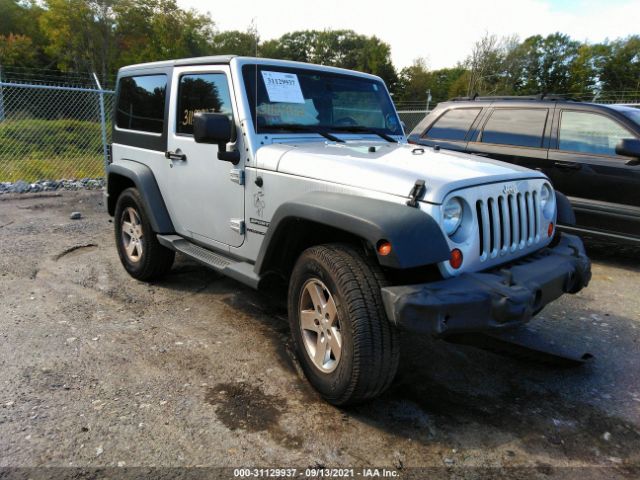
615, 138, 640, 165
193, 112, 240, 164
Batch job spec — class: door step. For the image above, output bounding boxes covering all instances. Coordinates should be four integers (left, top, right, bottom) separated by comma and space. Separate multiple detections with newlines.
157, 235, 261, 289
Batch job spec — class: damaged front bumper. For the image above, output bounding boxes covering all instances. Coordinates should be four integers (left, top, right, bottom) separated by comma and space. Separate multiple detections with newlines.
381, 233, 591, 336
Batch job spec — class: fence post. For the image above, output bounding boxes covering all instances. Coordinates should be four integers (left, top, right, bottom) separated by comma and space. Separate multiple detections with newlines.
92, 72, 109, 170
0, 64, 5, 122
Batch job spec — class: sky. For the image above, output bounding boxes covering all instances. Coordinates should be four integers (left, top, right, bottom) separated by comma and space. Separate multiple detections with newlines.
177, 0, 639, 70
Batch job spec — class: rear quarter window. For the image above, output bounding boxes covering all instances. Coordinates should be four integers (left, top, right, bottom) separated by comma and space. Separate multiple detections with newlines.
481, 108, 548, 148
424, 108, 481, 141
116, 74, 167, 134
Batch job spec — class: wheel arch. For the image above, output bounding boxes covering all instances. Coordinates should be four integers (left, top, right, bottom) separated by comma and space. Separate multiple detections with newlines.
255, 192, 450, 278
107, 161, 174, 234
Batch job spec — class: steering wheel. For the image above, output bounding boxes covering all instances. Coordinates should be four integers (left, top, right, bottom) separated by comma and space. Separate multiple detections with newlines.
334, 116, 358, 126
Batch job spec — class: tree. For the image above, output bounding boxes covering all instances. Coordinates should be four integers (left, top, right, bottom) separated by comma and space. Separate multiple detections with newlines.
0, 33, 36, 67
210, 30, 258, 56
465, 33, 503, 95
113, 0, 215, 68
260, 30, 398, 88
600, 36, 640, 98
39, 0, 115, 79
538, 33, 580, 94
395, 58, 466, 104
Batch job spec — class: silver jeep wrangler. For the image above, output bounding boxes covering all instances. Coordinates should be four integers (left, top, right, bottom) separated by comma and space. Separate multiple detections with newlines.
107, 56, 591, 405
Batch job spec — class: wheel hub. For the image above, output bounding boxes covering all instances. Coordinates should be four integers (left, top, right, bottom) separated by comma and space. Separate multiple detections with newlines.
121, 207, 144, 263
299, 279, 342, 373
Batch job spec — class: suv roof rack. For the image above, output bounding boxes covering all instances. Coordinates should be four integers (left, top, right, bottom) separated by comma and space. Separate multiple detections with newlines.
450, 94, 578, 102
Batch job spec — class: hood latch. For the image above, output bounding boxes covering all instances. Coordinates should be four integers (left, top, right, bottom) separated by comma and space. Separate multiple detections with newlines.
406, 179, 426, 208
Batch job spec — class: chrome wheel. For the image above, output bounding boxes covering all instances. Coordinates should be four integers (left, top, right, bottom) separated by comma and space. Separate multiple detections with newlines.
299, 279, 342, 373
121, 207, 144, 263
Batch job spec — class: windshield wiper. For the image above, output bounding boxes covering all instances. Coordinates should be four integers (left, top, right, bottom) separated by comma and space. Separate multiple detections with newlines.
260, 124, 345, 143
329, 126, 398, 143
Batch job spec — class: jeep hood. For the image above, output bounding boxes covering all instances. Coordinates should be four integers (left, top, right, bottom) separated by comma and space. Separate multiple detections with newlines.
256, 141, 547, 204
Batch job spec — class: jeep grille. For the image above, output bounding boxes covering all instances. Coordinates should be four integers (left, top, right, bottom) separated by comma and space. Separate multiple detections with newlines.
475, 190, 541, 261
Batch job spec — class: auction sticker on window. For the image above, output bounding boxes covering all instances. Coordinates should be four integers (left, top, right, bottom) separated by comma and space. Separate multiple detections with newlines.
261, 71, 305, 104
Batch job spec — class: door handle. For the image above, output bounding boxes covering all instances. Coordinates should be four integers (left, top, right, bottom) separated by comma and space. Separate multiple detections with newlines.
554, 161, 581, 170
165, 149, 187, 161
471, 152, 490, 157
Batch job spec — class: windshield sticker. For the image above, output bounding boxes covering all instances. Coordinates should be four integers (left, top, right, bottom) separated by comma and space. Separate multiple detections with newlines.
261, 71, 305, 104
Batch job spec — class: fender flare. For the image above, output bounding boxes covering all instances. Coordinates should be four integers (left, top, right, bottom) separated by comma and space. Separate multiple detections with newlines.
255, 191, 451, 274
555, 191, 576, 226
106, 161, 174, 233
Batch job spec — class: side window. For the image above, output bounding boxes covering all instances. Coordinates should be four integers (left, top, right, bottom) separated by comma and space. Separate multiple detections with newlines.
177, 73, 233, 135
481, 108, 548, 148
424, 108, 481, 141
116, 74, 167, 133
559, 111, 633, 156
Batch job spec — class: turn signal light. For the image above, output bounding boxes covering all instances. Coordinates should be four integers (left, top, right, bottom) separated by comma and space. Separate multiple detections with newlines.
377, 240, 392, 256
548, 222, 554, 237
449, 248, 463, 269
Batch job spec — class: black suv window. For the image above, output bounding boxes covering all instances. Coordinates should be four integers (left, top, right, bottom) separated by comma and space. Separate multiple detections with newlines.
424, 108, 481, 141
176, 73, 234, 135
481, 108, 548, 148
116, 74, 167, 133
559, 110, 634, 156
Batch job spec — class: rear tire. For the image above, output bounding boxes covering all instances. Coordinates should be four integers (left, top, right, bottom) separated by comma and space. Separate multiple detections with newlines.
288, 243, 399, 405
114, 188, 174, 281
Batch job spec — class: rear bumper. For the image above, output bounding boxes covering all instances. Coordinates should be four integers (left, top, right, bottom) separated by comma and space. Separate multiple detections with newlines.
381, 233, 591, 336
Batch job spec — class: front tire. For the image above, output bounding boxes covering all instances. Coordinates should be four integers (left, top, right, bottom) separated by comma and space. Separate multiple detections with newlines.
288, 244, 399, 405
114, 188, 174, 281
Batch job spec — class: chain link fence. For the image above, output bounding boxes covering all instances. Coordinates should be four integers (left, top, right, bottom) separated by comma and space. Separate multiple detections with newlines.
1, 74, 639, 187
397, 110, 430, 134
0, 80, 114, 184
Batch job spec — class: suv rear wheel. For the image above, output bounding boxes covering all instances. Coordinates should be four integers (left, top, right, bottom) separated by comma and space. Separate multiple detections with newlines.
288, 243, 399, 405
114, 188, 174, 281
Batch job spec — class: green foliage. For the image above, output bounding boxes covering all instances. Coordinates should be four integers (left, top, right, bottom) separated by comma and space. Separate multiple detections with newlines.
0, 33, 36, 66
395, 58, 466, 104
0, 118, 105, 181
0, 1, 638, 105
210, 30, 258, 56
600, 36, 640, 94
260, 30, 398, 88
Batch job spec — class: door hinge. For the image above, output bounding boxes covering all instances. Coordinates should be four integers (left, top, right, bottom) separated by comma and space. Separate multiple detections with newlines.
230, 218, 245, 235
230, 169, 245, 185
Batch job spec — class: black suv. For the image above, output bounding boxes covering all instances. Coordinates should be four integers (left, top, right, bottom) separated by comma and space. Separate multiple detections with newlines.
408, 96, 640, 244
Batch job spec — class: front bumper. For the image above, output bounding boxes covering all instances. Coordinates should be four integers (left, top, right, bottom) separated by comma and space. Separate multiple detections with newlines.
381, 233, 591, 337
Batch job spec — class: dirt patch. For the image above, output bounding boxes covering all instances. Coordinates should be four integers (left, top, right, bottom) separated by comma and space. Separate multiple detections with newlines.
205, 382, 303, 450
205, 382, 282, 433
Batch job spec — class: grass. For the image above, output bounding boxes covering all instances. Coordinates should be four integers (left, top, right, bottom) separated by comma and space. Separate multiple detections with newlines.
0, 118, 109, 182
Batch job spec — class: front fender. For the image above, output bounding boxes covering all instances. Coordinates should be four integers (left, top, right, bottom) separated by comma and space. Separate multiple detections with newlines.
255, 192, 450, 274
556, 191, 576, 226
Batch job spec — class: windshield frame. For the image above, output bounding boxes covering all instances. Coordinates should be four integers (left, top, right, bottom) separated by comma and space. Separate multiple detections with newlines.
241, 63, 402, 137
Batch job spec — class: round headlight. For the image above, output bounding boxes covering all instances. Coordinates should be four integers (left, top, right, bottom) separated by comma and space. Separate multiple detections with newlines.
540, 184, 555, 218
443, 197, 463, 236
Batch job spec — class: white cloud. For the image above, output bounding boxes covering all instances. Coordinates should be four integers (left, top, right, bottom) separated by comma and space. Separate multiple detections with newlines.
177, 0, 640, 70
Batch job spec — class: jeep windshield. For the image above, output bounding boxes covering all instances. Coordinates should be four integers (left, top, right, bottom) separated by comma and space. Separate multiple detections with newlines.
241, 64, 402, 137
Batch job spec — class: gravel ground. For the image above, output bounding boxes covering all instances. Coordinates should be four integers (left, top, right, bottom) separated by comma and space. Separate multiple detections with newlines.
0, 190, 639, 479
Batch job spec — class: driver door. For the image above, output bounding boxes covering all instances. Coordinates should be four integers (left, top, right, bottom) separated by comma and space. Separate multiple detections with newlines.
165, 66, 245, 248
